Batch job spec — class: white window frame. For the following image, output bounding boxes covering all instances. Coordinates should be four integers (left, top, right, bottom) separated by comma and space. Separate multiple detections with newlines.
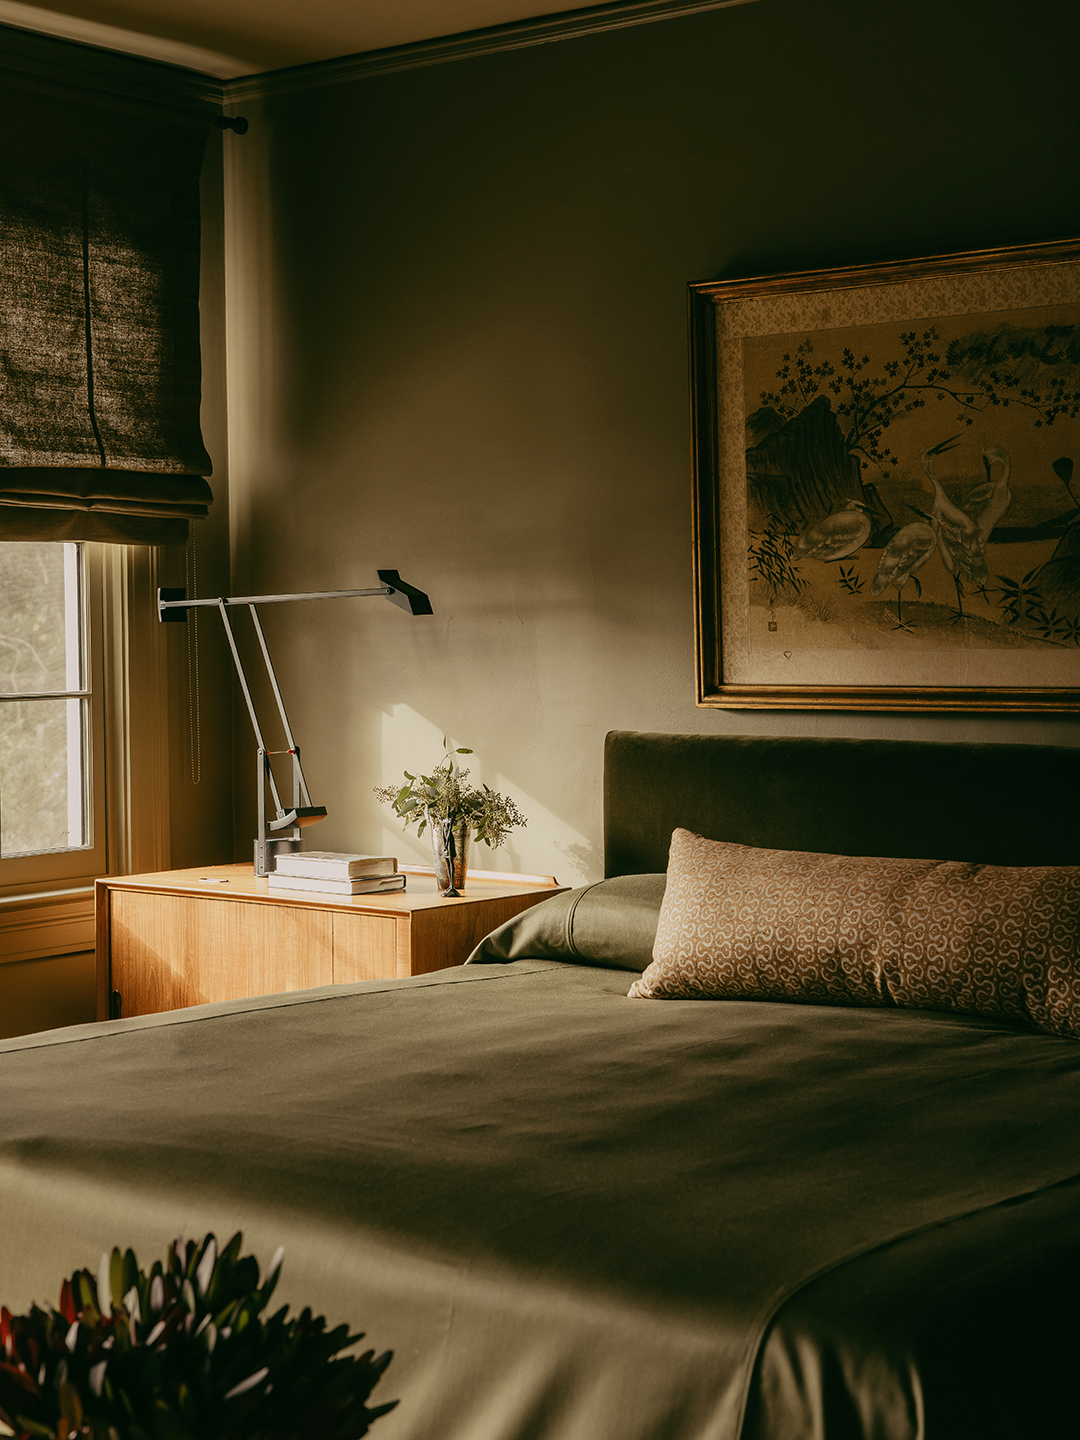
0, 543, 106, 892
0, 544, 170, 964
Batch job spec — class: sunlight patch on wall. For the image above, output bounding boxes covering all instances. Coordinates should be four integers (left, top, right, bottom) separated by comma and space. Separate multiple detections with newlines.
376, 705, 595, 885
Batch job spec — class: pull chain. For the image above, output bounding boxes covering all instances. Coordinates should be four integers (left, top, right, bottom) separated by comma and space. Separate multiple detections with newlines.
185, 526, 201, 785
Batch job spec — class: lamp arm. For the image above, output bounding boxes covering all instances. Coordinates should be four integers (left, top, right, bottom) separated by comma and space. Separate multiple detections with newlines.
156, 573, 432, 621
161, 586, 389, 615
155, 572, 431, 875
247, 603, 314, 810
215, 598, 321, 825
247, 604, 297, 749
216, 601, 273, 772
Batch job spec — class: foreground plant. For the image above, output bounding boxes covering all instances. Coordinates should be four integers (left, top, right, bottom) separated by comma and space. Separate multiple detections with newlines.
0, 1232, 395, 1440
374, 744, 526, 850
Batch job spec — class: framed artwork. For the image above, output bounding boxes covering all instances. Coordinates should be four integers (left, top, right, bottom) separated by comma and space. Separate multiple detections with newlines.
690, 238, 1080, 711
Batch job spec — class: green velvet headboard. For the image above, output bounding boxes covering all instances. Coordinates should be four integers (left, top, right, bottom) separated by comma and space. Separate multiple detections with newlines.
604, 731, 1080, 876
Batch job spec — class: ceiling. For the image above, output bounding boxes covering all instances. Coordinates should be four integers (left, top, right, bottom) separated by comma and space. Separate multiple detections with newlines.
0, 0, 591, 76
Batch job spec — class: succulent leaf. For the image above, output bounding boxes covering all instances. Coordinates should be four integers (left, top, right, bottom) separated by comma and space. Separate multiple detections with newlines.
194, 1239, 215, 1299
121, 1253, 138, 1303
0, 1234, 395, 1440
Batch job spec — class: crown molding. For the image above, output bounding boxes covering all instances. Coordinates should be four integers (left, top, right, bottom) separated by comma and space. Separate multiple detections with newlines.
222, 0, 758, 102
0, 0, 760, 112
0, 18, 223, 110
0, 1, 250, 78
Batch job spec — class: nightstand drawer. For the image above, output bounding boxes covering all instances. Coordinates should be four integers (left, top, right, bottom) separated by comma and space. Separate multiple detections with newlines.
332, 912, 405, 983
98, 864, 565, 1018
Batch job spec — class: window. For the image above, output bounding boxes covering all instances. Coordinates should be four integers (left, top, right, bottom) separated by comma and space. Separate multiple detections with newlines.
0, 540, 106, 894
0, 44, 216, 976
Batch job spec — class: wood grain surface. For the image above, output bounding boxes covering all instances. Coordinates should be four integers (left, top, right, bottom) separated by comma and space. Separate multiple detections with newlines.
98, 865, 565, 1018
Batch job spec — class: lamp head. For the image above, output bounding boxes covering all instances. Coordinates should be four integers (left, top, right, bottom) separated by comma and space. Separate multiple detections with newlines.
378, 570, 433, 615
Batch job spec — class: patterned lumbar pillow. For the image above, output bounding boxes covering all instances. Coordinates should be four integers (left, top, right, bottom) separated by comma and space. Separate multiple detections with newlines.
627, 828, 1080, 1040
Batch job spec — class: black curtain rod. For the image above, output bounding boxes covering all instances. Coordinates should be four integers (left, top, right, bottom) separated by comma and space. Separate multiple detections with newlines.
215, 116, 248, 134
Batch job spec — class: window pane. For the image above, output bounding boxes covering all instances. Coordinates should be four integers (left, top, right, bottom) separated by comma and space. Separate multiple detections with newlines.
0, 541, 83, 695
0, 542, 90, 858
0, 697, 88, 854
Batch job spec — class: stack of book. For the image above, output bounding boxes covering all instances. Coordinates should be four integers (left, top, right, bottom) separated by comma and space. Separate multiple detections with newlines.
268, 851, 405, 896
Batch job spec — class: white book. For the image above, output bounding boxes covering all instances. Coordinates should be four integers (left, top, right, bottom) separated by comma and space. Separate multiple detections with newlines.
273, 850, 398, 880
268, 872, 407, 896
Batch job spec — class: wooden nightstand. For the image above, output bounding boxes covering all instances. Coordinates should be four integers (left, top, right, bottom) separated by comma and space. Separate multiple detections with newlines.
96, 863, 566, 1020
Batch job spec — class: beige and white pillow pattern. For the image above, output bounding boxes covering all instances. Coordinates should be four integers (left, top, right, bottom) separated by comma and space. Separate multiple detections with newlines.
628, 828, 1080, 1040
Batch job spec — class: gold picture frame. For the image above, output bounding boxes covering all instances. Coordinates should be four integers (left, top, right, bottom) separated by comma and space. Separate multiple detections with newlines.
690, 238, 1080, 711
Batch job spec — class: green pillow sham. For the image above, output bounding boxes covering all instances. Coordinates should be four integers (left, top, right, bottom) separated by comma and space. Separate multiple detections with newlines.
467, 873, 666, 972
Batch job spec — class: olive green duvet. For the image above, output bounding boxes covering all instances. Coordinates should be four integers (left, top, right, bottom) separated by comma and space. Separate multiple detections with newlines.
2, 944, 1080, 1439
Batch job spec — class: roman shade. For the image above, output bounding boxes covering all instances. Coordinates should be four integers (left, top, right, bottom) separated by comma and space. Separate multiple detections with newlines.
0, 81, 214, 545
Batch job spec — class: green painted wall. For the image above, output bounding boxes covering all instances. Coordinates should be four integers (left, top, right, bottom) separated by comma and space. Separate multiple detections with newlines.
164, 126, 235, 872
225, 0, 1080, 884
0, 952, 94, 1041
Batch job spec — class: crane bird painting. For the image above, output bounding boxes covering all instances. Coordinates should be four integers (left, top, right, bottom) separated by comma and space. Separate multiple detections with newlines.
794, 500, 872, 562
964, 443, 1013, 542
715, 261, 1080, 699
920, 435, 989, 619
869, 521, 937, 631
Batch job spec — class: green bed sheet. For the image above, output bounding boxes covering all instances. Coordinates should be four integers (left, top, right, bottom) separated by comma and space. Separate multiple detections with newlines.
1, 960, 1079, 1440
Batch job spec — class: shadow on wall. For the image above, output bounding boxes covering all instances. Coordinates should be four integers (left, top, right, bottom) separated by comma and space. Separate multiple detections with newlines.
306, 703, 600, 883
0, 952, 95, 1040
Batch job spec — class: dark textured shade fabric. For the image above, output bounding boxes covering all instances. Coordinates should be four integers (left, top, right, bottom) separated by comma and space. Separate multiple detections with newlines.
0, 84, 212, 545
0, 503, 190, 545
604, 731, 1080, 875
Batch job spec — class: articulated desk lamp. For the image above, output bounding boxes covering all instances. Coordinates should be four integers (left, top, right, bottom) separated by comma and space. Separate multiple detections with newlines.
158, 571, 432, 875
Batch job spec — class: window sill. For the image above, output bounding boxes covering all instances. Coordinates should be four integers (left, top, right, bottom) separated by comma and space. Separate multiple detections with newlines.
0, 886, 96, 965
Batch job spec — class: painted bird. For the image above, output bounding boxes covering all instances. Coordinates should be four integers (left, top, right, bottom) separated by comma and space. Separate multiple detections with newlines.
962, 444, 1012, 543
794, 500, 872, 562
921, 435, 987, 617
869, 520, 937, 631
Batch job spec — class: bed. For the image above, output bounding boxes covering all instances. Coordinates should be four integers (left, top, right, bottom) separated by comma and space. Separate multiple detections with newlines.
2, 730, 1080, 1440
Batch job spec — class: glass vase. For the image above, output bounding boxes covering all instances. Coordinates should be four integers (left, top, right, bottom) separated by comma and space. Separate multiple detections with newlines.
430, 818, 470, 895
